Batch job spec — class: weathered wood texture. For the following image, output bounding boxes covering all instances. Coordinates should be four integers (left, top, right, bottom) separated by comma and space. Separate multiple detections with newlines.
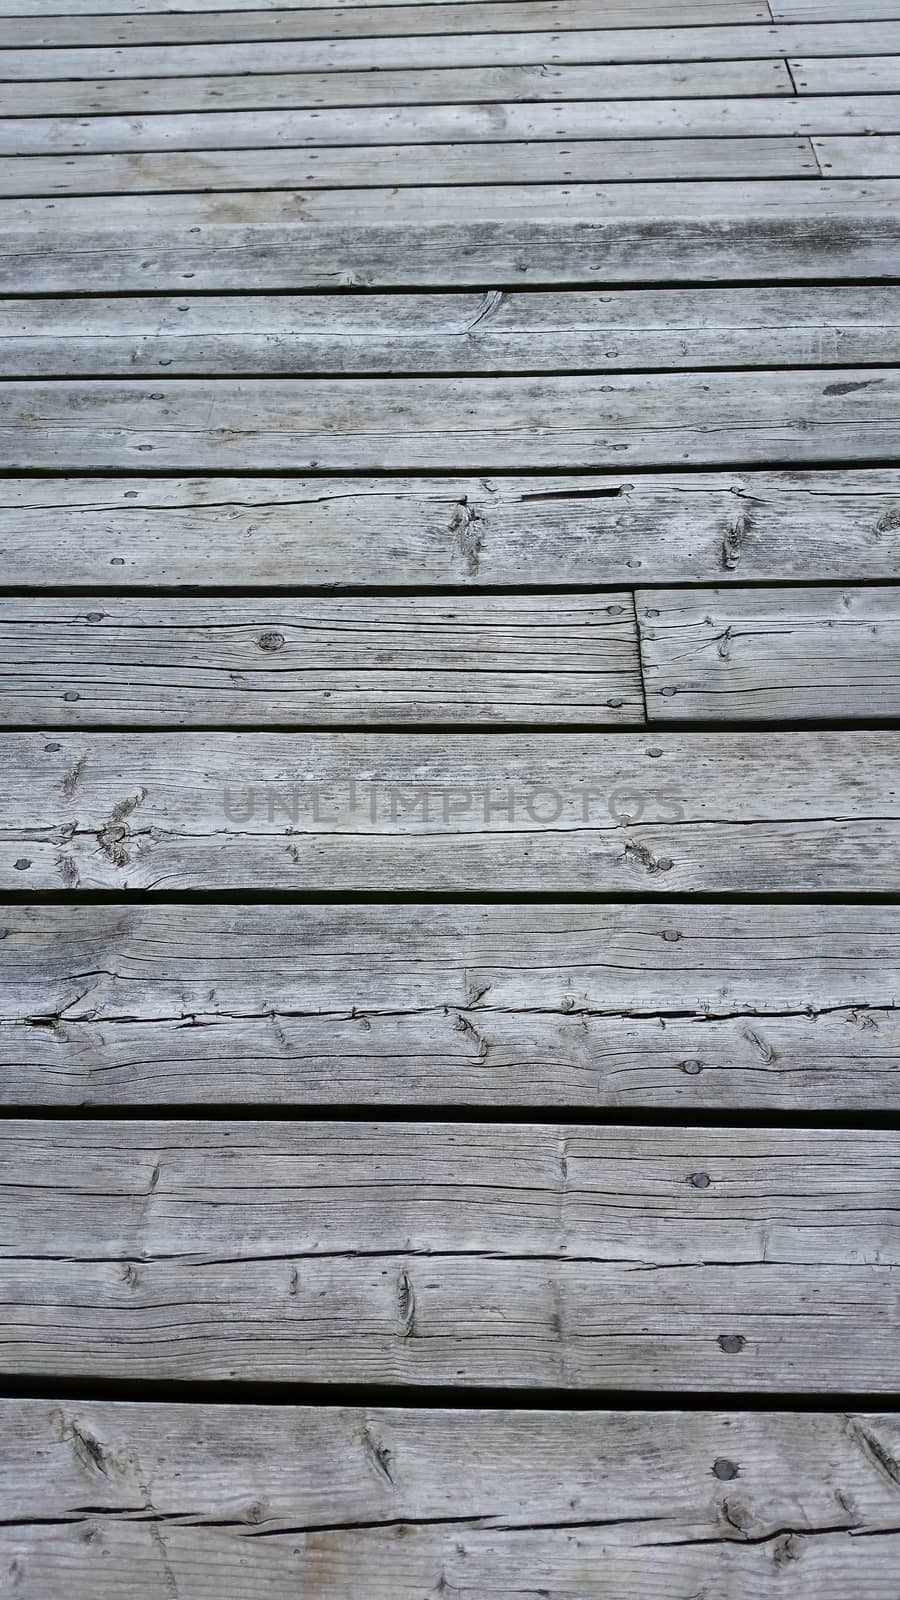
815, 134, 900, 175
2, 903, 897, 1109
0, 60, 797, 117
2, 731, 899, 892
778, 0, 900, 16
0, 1121, 898, 1386
639, 588, 900, 724
791, 55, 900, 90
0, 595, 644, 728
2, 371, 897, 470
5, 288, 896, 377
5, 23, 899, 79
3, 1404, 899, 1600
3, 472, 898, 587
6, 181, 898, 290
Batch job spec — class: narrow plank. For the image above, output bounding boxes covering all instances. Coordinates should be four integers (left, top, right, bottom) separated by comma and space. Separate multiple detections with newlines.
5, 180, 898, 292
3, 903, 897, 1108
776, 1, 900, 16
640, 587, 900, 723
0, 1121, 898, 1387
3, 1406, 899, 1600
2, 471, 898, 588
16, 92, 900, 157
814, 134, 900, 175
1, 372, 895, 471
4, 288, 897, 377
3, 23, 899, 82
0, 61, 797, 118
0, 594, 644, 728
0, 0, 770, 48
0, 138, 820, 197
791, 55, 900, 90
1, 731, 898, 892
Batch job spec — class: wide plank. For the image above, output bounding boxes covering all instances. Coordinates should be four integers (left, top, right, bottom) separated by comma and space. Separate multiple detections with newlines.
3, 903, 897, 1108
791, 55, 900, 91
3, 1404, 899, 1600
640, 587, 900, 724
1, 731, 899, 892
0, 60, 797, 118
3, 471, 898, 588
2, 371, 896, 471
5, 288, 897, 377
0, 0, 770, 47
0, 594, 644, 728
0, 1121, 898, 1387
5, 180, 898, 291
3, 23, 898, 81
815, 134, 900, 175
0, 137, 820, 198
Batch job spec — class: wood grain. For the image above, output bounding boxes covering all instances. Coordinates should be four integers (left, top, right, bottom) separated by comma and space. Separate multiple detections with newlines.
791, 55, 900, 90
3, 902, 897, 1108
1, 730, 899, 892
814, 134, 900, 175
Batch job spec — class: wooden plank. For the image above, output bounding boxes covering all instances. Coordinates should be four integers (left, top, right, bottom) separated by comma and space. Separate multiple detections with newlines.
3, 903, 898, 1109
0, 1, 771, 48
4, 180, 898, 292
1, 730, 899, 892
3, 1406, 899, 1600
2, 471, 899, 588
3, 288, 897, 377
814, 134, 900, 175
0, 61, 797, 118
0, 138, 820, 197
3, 23, 899, 81
776, 1, 900, 16
640, 587, 900, 724
1, 371, 896, 471
0, 595, 645, 728
791, 54, 900, 90
0, 1121, 898, 1387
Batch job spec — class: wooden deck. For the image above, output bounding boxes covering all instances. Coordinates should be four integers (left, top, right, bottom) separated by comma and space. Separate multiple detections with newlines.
1, 0, 899, 1593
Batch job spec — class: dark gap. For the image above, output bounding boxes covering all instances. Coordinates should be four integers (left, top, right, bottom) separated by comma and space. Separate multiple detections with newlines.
1, 887, 899, 906
2, 1105, 898, 1129
6, 718, 900, 733
2, 455, 900, 479
6, 359, 900, 382
3, 580, 900, 598
3, 275, 899, 300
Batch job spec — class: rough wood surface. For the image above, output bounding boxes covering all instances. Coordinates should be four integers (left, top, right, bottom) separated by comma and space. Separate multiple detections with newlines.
639, 587, 900, 724
1, 731, 899, 892
777, 0, 900, 16
2, 903, 897, 1109
791, 54, 900, 90
4, 288, 896, 377
2, 371, 897, 471
814, 134, 900, 175
0, 594, 644, 728
3, 1404, 899, 1600
5, 180, 898, 291
3, 472, 898, 587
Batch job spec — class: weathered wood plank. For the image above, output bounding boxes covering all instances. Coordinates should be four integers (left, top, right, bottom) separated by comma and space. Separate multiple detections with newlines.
814, 134, 900, 175
6, 288, 897, 377
791, 55, 900, 91
639, 587, 900, 724
3, 23, 899, 80
0, 137, 821, 197
0, 0, 770, 47
1, 372, 895, 472
3, 1404, 899, 1600
1, 731, 899, 892
5, 180, 898, 291
16, 92, 900, 157
0, 1122, 898, 1387
3, 903, 897, 1108
3, 472, 898, 588
0, 60, 797, 117
776, 1, 900, 16
0, 595, 644, 728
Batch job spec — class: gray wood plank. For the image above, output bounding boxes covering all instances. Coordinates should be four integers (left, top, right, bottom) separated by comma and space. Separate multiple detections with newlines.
776, 1, 900, 16
0, 137, 820, 197
814, 134, 900, 174
3, 22, 898, 81
1, 371, 895, 471
0, 0, 770, 47
5, 180, 898, 291
6, 287, 897, 376
3, 1404, 899, 1600
0, 595, 644, 728
4, 471, 899, 588
0, 60, 797, 117
3, 903, 897, 1108
1, 731, 898, 892
0, 1121, 898, 1387
791, 54, 900, 90
639, 587, 900, 724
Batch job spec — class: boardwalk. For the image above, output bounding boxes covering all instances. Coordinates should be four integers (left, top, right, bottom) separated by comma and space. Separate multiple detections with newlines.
1, 1, 900, 1593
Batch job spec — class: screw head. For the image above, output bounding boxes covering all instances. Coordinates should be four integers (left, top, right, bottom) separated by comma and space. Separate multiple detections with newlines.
691, 1171, 711, 1189
713, 1458, 739, 1481
13, 859, 31, 871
